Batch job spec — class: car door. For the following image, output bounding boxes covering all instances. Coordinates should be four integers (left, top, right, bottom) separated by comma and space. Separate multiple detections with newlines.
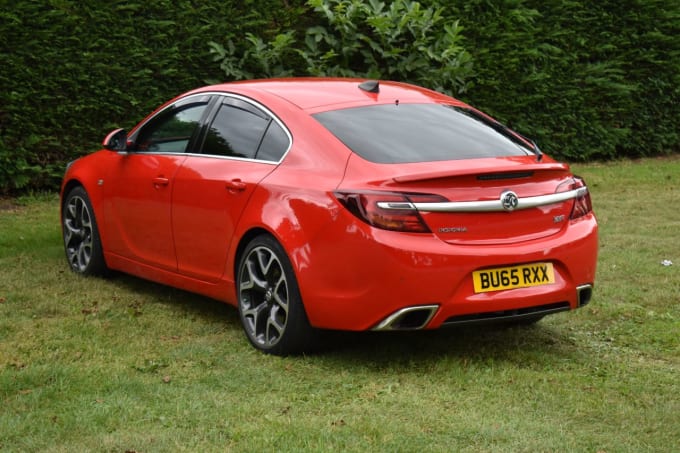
103, 95, 212, 271
172, 95, 291, 282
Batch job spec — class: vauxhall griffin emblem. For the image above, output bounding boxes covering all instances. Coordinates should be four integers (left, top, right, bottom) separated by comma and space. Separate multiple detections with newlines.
501, 191, 519, 212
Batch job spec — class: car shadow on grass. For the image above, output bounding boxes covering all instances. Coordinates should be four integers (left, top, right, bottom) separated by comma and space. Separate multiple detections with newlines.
102, 272, 580, 365
106, 272, 240, 325
318, 321, 581, 369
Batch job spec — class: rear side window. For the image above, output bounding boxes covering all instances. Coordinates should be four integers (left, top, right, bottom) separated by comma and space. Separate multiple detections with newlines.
202, 97, 290, 161
257, 122, 289, 161
313, 104, 532, 163
203, 99, 270, 159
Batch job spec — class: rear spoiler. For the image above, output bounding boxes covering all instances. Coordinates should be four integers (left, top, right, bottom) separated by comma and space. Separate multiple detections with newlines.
392, 162, 569, 184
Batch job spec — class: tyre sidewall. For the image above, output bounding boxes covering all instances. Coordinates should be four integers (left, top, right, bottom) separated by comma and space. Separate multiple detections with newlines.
237, 234, 315, 355
62, 186, 107, 276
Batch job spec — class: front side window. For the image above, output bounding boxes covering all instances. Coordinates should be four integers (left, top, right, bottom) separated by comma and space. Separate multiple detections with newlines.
313, 103, 532, 163
133, 103, 208, 153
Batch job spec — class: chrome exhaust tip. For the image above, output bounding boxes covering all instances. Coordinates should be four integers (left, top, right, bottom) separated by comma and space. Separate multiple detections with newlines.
373, 305, 439, 331
577, 284, 593, 307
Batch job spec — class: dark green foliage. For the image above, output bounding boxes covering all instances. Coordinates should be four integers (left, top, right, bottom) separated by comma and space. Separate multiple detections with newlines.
211, 0, 678, 162
0, 0, 304, 194
209, 0, 474, 94
444, 0, 679, 161
1, 0, 678, 194
300, 0, 474, 94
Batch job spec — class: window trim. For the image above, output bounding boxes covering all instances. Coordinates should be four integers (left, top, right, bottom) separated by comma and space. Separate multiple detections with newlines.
200, 96, 274, 160
127, 94, 213, 154
126, 92, 293, 164
198, 93, 292, 163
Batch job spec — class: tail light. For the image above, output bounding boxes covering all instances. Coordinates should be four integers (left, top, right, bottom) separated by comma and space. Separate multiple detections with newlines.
334, 191, 446, 233
557, 176, 593, 220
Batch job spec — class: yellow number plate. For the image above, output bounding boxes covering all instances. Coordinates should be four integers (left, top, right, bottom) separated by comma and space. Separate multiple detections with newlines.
472, 263, 555, 293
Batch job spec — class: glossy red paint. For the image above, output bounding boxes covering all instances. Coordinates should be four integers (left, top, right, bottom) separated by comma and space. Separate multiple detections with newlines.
61, 78, 598, 344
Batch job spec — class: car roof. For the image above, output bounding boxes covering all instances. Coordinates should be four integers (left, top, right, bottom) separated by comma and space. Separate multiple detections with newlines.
192, 78, 466, 113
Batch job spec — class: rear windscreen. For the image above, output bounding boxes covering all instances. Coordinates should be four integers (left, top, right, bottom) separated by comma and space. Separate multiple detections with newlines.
313, 103, 532, 163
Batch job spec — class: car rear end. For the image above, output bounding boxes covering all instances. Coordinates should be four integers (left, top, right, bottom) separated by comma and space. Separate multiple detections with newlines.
299, 96, 597, 331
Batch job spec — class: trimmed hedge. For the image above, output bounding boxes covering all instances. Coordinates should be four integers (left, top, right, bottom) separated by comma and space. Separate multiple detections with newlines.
210, 0, 679, 162
447, 0, 680, 161
0, 0, 305, 193
1, 0, 678, 194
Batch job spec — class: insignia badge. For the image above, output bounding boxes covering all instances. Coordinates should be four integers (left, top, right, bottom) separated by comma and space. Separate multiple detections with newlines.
500, 191, 519, 212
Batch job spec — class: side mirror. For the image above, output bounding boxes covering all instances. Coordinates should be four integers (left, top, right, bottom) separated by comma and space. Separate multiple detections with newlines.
102, 128, 128, 151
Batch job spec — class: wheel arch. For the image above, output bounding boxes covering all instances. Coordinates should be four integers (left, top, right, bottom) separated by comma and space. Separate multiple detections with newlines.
60, 172, 112, 266
61, 179, 84, 205
61, 181, 109, 275
60, 179, 87, 225
230, 225, 318, 323
226, 184, 344, 325
60, 177, 105, 228
232, 227, 274, 283
234, 231, 319, 355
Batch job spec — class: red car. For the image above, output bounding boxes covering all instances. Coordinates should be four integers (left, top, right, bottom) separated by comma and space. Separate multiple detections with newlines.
61, 78, 598, 355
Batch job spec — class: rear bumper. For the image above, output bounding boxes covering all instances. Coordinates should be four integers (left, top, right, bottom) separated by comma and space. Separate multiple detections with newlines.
296, 213, 598, 331
371, 286, 590, 330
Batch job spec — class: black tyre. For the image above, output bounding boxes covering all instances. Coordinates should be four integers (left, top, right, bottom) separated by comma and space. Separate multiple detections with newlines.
62, 186, 107, 276
237, 234, 317, 355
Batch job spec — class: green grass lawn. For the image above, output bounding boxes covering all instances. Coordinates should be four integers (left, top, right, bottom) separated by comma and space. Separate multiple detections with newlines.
1, 157, 678, 452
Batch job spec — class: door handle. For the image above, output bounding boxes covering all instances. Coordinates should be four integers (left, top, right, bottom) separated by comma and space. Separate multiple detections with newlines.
226, 179, 247, 193
152, 177, 170, 187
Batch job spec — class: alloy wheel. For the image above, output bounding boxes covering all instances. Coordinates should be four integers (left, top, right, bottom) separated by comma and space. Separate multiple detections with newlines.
239, 245, 290, 348
63, 195, 95, 273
